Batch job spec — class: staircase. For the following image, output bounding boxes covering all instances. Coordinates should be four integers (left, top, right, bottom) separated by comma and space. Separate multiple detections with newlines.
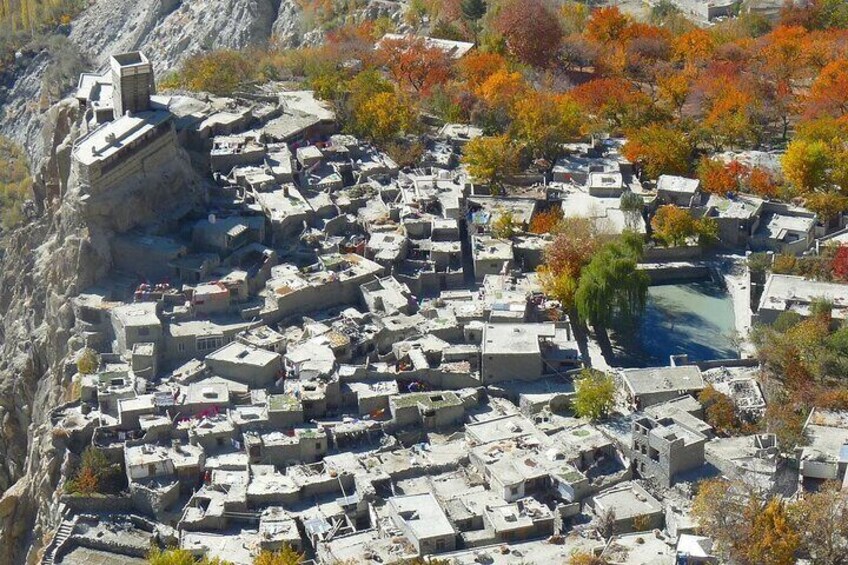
41, 518, 77, 565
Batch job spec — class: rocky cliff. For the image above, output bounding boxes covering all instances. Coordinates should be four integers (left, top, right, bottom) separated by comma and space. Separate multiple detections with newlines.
0, 97, 207, 564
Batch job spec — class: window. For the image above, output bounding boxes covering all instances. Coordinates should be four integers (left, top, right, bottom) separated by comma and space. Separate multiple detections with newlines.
436, 539, 445, 551
316, 442, 322, 450
148, 463, 156, 476
177, 342, 186, 352
138, 327, 150, 337
197, 336, 223, 352
216, 437, 225, 446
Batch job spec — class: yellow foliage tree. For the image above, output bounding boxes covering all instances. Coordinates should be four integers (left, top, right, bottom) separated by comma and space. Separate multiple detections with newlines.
511, 92, 582, 160
349, 90, 415, 144
461, 135, 520, 191
253, 546, 303, 565
76, 348, 99, 375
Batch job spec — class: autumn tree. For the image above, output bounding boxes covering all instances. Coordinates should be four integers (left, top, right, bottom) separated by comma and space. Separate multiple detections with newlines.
462, 135, 519, 191
831, 246, 848, 281
539, 217, 609, 311
494, 0, 562, 68
651, 205, 714, 247
789, 481, 848, 565
510, 91, 582, 160
76, 347, 99, 375
765, 400, 809, 452
460, 51, 506, 91
698, 158, 741, 194
160, 50, 254, 96
491, 210, 517, 239
569, 552, 608, 565
148, 548, 231, 565
377, 36, 452, 94
805, 191, 848, 228
346, 72, 416, 144
529, 207, 563, 234
253, 547, 303, 565
475, 68, 526, 111
701, 80, 759, 151
148, 548, 198, 565
747, 499, 801, 565
542, 217, 608, 279
66, 447, 122, 496
672, 28, 715, 71
747, 167, 780, 198
571, 78, 652, 132
586, 6, 631, 45
805, 58, 848, 119
693, 479, 800, 565
623, 124, 692, 179
560, 2, 590, 35
657, 73, 690, 116
782, 139, 832, 193
572, 369, 617, 421
699, 386, 741, 435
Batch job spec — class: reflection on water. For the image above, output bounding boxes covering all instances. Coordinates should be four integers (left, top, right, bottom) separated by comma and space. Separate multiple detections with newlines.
640, 280, 737, 364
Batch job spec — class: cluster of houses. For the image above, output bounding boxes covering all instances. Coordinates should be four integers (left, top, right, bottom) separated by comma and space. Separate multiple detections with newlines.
41, 49, 848, 565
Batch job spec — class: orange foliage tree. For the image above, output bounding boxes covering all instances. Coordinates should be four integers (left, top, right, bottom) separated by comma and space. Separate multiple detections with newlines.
747, 167, 780, 198
475, 69, 527, 111
805, 58, 848, 119
459, 51, 507, 91
378, 36, 453, 94
571, 77, 650, 130
529, 208, 564, 234
586, 6, 631, 45
698, 158, 749, 194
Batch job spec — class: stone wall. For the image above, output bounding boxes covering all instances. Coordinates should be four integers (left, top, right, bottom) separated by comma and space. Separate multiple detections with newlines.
60, 493, 135, 514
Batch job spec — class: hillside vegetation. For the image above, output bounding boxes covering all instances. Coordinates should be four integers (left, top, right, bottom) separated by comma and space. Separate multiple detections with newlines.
0, 135, 31, 229
0, 0, 85, 70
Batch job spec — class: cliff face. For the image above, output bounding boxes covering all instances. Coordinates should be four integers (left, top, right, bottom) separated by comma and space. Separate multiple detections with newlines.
0, 100, 205, 564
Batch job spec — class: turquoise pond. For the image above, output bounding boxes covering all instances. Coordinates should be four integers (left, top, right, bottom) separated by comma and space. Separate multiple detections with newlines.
638, 280, 738, 364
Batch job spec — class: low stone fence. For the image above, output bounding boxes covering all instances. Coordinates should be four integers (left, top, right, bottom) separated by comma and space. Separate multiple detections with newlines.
60, 493, 135, 514
642, 245, 702, 262
696, 358, 759, 371
638, 263, 710, 284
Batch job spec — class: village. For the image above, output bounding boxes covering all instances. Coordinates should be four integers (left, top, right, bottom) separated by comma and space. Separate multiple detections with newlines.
38, 42, 848, 565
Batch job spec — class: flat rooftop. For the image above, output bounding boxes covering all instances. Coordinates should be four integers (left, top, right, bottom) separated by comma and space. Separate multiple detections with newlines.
74, 111, 171, 166
206, 341, 280, 367
755, 211, 816, 241
621, 366, 705, 396
112, 302, 159, 327
593, 482, 663, 519
388, 492, 455, 540
758, 274, 848, 318
483, 322, 555, 355
657, 174, 700, 194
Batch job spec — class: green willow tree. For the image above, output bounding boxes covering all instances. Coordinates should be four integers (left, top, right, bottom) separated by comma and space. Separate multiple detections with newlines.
575, 233, 649, 352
